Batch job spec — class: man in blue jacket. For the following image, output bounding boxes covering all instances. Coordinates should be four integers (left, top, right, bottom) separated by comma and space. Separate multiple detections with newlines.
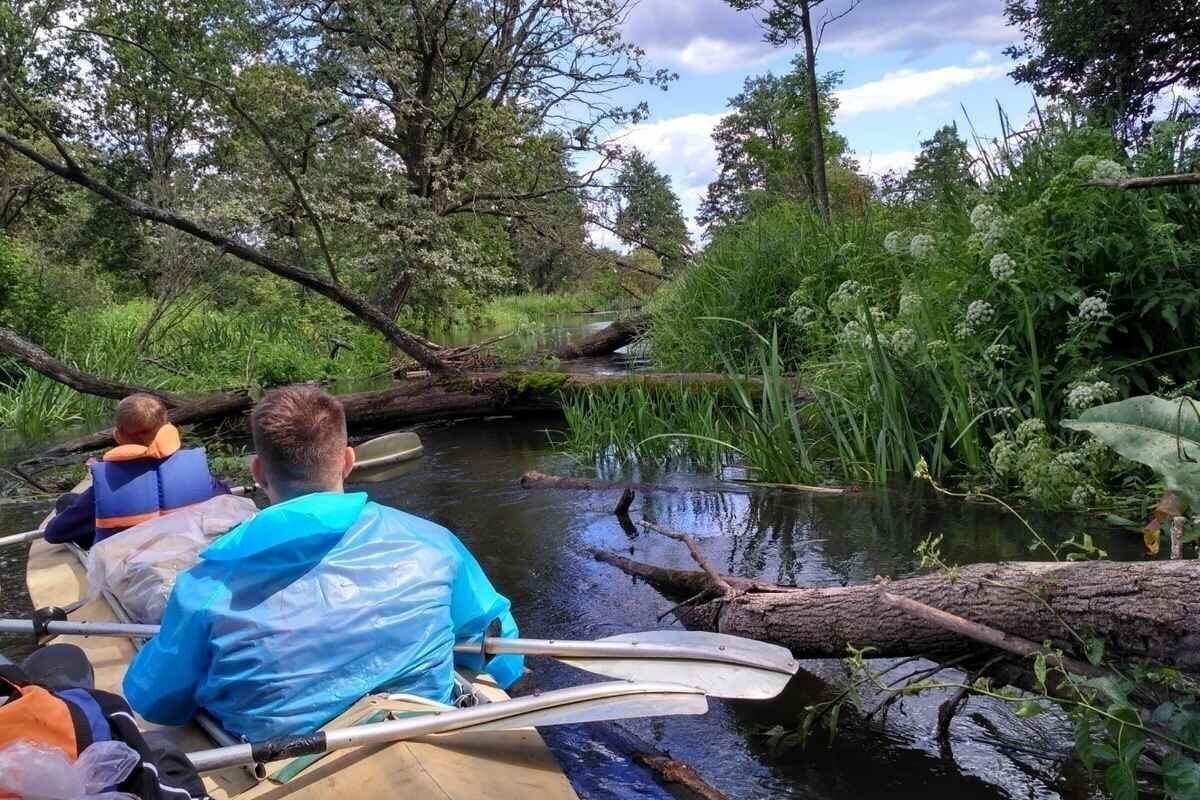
123, 385, 522, 741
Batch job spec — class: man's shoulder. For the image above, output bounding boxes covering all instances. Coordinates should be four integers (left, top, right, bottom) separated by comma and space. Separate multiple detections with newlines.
361, 502, 457, 544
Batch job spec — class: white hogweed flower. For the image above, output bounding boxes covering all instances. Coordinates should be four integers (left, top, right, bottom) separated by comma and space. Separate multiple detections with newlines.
1091, 159, 1126, 181
1066, 381, 1117, 411
883, 231, 902, 254
909, 234, 935, 260
970, 203, 999, 232
965, 300, 995, 330
898, 292, 922, 317
1077, 295, 1110, 321
890, 327, 917, 356
989, 252, 1016, 282
982, 218, 1005, 248
1071, 485, 1092, 507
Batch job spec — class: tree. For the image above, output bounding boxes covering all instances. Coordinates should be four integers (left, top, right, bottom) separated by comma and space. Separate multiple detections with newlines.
613, 149, 692, 273
0, 0, 672, 369
898, 123, 977, 207
697, 59, 847, 232
1005, 0, 1200, 139
724, 0, 860, 224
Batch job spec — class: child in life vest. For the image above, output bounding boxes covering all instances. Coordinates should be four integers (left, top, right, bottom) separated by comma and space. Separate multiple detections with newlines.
43, 393, 229, 548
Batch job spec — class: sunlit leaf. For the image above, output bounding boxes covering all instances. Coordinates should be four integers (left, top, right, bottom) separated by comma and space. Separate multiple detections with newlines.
1063, 397, 1200, 505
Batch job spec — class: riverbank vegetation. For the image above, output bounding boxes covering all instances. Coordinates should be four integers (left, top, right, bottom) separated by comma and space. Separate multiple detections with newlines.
597, 115, 1200, 513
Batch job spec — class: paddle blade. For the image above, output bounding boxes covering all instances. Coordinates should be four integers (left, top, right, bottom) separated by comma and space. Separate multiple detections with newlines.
466, 688, 708, 731
559, 630, 799, 700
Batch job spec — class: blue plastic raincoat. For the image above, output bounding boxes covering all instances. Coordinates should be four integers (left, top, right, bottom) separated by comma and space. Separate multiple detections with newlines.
123, 492, 522, 741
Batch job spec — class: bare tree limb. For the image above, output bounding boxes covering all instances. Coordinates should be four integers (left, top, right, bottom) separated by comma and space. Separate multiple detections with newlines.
0, 326, 185, 407
1086, 173, 1200, 189
640, 519, 734, 597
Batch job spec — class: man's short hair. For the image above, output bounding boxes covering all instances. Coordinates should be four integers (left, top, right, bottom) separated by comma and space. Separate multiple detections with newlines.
116, 394, 169, 446
250, 385, 348, 488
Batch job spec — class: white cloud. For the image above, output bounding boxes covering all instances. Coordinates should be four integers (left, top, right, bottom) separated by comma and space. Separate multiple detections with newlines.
615, 112, 727, 186
835, 64, 1007, 116
624, 0, 1014, 74
674, 36, 774, 75
857, 150, 918, 177
969, 49, 994, 65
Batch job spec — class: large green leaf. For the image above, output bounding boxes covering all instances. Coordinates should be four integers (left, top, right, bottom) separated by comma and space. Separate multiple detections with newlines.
1062, 396, 1200, 504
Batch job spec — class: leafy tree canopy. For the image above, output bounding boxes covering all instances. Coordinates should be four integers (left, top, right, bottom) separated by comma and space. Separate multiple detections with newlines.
613, 149, 692, 273
1005, 0, 1200, 139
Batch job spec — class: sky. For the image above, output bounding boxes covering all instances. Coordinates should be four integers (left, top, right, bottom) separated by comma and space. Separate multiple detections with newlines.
607, 0, 1035, 237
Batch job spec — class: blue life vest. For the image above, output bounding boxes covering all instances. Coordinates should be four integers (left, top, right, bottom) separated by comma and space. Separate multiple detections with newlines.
90, 448, 215, 542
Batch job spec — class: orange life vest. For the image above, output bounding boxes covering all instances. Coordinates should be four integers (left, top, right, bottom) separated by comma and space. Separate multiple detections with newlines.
0, 679, 80, 760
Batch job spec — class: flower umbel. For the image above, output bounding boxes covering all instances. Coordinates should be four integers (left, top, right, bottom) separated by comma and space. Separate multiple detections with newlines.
965, 300, 995, 331
909, 234, 935, 260
1066, 381, 1117, 411
883, 231, 902, 254
1091, 159, 1126, 181
989, 252, 1016, 282
1077, 296, 1110, 322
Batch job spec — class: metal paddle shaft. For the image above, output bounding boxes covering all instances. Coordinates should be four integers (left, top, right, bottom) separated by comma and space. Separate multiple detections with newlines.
0, 529, 43, 548
457, 630, 799, 700
0, 618, 160, 638
188, 681, 707, 773
0, 619, 798, 700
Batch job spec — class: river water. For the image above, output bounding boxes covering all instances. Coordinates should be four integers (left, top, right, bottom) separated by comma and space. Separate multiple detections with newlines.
0, 313, 1139, 799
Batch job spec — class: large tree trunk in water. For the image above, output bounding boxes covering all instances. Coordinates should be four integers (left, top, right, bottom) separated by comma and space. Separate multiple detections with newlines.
556, 313, 650, 360
800, 1, 831, 226
0, 327, 185, 406
592, 549, 1200, 670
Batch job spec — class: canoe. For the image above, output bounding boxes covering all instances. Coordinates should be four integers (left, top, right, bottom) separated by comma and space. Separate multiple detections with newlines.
25, 480, 579, 799
242, 431, 425, 485
349, 431, 424, 484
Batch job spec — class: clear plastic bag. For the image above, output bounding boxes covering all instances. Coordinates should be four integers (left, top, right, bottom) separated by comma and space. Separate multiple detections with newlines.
86, 494, 258, 624
0, 739, 140, 799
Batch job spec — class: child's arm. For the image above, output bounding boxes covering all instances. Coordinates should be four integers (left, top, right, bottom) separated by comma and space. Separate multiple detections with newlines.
42, 487, 97, 547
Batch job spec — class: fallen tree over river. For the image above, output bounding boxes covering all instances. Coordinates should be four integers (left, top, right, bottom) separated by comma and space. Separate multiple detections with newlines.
591, 546, 1200, 670
12, 357, 777, 474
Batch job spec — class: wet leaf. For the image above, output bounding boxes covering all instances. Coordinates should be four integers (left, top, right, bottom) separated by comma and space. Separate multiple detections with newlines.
1104, 761, 1137, 800
1015, 699, 1047, 718
1163, 752, 1200, 799
1063, 396, 1200, 506
1034, 653, 1048, 691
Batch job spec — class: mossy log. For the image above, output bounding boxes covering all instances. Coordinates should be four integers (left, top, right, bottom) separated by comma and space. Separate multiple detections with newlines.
591, 548, 1200, 670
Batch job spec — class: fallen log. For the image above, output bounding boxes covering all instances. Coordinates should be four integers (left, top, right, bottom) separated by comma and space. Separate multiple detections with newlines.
20, 371, 789, 469
591, 548, 1200, 670
555, 313, 650, 360
18, 389, 254, 473
520, 471, 681, 493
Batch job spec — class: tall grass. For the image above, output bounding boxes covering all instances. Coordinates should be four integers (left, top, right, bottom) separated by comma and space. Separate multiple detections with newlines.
0, 300, 396, 437
560, 384, 729, 472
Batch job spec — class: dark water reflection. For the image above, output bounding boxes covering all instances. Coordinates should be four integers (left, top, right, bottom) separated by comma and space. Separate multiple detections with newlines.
0, 398, 1140, 798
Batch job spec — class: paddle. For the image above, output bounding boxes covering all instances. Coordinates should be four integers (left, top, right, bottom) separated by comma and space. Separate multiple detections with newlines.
187, 681, 707, 773
0, 620, 798, 700
0, 528, 45, 548
0, 430, 423, 548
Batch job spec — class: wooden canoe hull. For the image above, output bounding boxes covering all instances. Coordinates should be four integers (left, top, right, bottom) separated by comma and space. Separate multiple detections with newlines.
24, 487, 577, 799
